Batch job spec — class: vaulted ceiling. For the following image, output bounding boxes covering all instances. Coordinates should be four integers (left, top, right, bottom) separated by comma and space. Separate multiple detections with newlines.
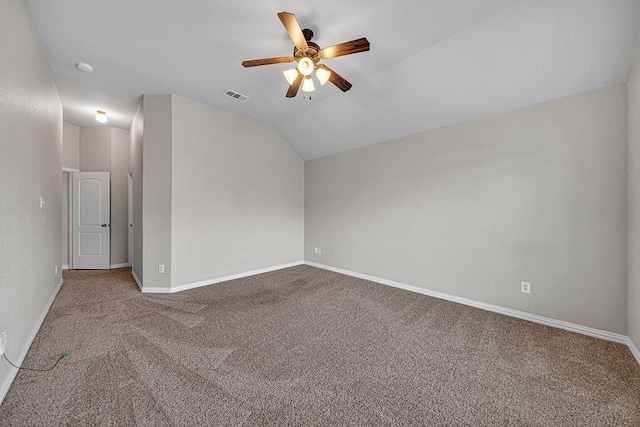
27, 0, 640, 159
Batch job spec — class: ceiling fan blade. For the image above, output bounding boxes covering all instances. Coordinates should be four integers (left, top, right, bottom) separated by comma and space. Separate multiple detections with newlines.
317, 64, 352, 92
318, 38, 370, 59
242, 57, 294, 67
278, 12, 308, 51
286, 73, 304, 98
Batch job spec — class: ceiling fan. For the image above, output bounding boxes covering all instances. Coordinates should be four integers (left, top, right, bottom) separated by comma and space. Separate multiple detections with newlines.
242, 12, 370, 99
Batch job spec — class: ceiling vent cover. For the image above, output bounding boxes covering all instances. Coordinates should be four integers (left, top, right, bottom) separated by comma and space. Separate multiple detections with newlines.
223, 89, 249, 102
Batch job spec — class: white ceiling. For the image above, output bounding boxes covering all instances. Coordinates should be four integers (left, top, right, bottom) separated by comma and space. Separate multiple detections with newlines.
27, 0, 640, 159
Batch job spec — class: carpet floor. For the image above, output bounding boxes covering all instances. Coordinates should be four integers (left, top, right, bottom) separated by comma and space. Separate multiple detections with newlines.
0, 265, 639, 426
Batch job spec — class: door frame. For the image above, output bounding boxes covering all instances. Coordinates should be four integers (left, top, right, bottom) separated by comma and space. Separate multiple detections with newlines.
128, 171, 133, 267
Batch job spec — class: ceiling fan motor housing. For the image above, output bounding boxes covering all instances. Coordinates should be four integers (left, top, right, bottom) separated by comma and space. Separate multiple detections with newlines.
294, 40, 320, 61
302, 28, 314, 41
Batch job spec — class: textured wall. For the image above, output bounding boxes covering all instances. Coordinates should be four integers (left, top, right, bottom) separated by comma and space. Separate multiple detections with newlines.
142, 95, 172, 289
79, 127, 111, 172
110, 128, 130, 266
62, 122, 79, 170
61, 122, 79, 266
0, 0, 63, 401
62, 173, 70, 266
306, 84, 628, 334
170, 95, 304, 287
78, 126, 130, 266
629, 40, 640, 348
130, 103, 144, 284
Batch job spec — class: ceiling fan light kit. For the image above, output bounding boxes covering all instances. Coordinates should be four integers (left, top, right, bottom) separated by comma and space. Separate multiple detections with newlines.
315, 67, 331, 85
283, 68, 300, 85
302, 76, 315, 93
242, 12, 370, 99
297, 57, 314, 76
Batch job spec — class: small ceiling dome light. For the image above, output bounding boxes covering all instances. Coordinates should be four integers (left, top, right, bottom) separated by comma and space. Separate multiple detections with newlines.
95, 110, 108, 123
76, 62, 94, 73
301, 76, 315, 93
283, 68, 300, 85
315, 67, 331, 85
297, 57, 314, 76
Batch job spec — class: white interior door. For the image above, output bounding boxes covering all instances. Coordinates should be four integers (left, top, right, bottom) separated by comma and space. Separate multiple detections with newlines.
73, 172, 110, 269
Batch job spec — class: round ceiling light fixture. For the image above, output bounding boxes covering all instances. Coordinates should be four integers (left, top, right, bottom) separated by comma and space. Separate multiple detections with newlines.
95, 110, 108, 123
76, 62, 94, 73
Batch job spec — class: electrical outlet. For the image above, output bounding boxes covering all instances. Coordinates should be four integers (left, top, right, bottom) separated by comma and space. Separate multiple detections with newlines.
0, 330, 7, 357
40, 196, 45, 209
158, 264, 165, 274
521, 281, 531, 294
314, 247, 322, 254
55, 265, 58, 275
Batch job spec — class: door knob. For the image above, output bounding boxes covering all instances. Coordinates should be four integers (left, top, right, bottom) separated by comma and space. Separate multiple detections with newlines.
101, 224, 110, 227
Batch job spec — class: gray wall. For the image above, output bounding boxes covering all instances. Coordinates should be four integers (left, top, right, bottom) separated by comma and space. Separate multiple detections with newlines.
63, 122, 79, 170
130, 103, 144, 283
142, 95, 172, 289
79, 127, 111, 172
62, 122, 79, 267
629, 41, 640, 348
62, 173, 70, 267
305, 84, 628, 335
110, 128, 130, 265
170, 95, 304, 287
0, 0, 62, 400
78, 126, 130, 266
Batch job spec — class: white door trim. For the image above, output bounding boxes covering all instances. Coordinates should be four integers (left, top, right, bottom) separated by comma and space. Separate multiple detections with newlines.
68, 172, 73, 269
128, 173, 133, 267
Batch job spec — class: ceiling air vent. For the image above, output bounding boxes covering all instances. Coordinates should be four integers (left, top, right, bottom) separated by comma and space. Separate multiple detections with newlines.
223, 89, 249, 102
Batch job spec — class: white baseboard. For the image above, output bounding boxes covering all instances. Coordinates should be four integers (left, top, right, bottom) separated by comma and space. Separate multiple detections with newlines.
304, 261, 629, 345
141, 261, 305, 294
110, 263, 131, 269
141, 286, 172, 293
131, 268, 142, 291
628, 338, 640, 366
61, 264, 70, 270
0, 278, 64, 406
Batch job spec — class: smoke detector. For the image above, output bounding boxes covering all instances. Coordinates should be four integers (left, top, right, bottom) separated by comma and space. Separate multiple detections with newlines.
76, 62, 94, 73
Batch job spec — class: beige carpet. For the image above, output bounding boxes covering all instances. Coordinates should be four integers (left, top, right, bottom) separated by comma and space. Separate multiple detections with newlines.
1, 265, 639, 426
